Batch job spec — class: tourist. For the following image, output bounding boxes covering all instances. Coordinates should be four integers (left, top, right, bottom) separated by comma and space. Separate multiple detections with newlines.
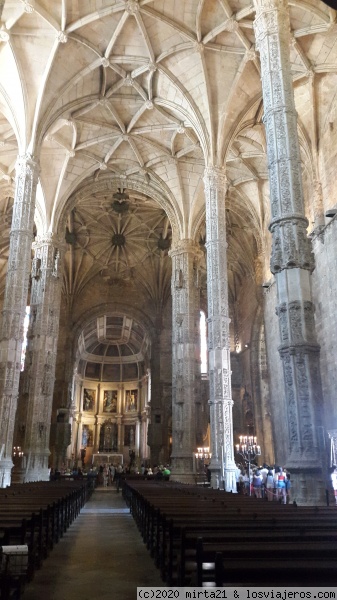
285, 472, 291, 504
253, 469, 263, 498
276, 467, 287, 504
265, 468, 274, 501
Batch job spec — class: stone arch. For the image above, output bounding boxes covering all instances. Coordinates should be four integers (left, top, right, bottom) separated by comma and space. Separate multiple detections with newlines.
71, 301, 157, 371
55, 174, 182, 246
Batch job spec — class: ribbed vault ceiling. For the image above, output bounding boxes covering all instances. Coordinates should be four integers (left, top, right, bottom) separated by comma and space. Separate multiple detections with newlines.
0, 0, 335, 304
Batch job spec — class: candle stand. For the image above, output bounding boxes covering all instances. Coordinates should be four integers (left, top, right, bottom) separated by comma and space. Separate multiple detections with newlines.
235, 436, 261, 496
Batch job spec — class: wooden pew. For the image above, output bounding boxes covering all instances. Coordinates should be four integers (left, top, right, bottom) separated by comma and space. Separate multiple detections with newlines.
0, 479, 90, 599
124, 480, 337, 587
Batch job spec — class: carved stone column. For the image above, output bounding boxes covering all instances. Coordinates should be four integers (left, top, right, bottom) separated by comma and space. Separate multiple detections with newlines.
148, 320, 163, 466
203, 168, 236, 492
71, 413, 81, 466
21, 233, 65, 481
328, 430, 337, 469
54, 409, 71, 471
0, 154, 39, 487
117, 417, 123, 453
253, 0, 325, 504
169, 239, 203, 483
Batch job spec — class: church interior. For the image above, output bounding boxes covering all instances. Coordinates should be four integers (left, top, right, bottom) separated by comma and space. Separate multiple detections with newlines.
0, 0, 337, 507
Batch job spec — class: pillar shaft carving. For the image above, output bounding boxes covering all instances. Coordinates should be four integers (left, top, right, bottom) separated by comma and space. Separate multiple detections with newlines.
0, 154, 39, 487
148, 321, 163, 466
169, 239, 202, 482
22, 233, 65, 482
328, 431, 337, 468
254, 0, 325, 503
254, 0, 313, 273
204, 168, 236, 492
313, 180, 325, 230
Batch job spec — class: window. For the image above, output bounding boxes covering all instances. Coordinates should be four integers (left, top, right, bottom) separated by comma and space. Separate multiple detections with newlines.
200, 311, 207, 374
20, 306, 30, 371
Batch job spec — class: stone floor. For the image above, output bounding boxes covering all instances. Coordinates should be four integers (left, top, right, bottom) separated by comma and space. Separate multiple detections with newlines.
22, 486, 163, 600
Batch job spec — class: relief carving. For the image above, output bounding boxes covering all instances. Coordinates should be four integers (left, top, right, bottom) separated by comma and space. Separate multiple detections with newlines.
303, 302, 316, 342
282, 353, 299, 451
288, 301, 303, 344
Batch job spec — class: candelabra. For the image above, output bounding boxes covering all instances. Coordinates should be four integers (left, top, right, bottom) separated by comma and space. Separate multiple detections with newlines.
194, 447, 212, 477
12, 446, 24, 463
235, 436, 261, 496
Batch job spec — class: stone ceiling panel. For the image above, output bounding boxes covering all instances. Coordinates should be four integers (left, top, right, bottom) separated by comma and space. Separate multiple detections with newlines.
0, 0, 335, 309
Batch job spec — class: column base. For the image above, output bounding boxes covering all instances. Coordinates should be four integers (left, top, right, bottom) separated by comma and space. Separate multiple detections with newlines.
209, 458, 237, 492
11, 456, 27, 484
224, 466, 238, 494
24, 467, 50, 483
170, 455, 196, 484
285, 466, 326, 506
0, 458, 14, 488
24, 451, 50, 482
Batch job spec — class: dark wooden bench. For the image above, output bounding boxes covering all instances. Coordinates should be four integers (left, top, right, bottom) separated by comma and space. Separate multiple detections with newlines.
0, 479, 90, 599
124, 480, 337, 587
182, 535, 337, 586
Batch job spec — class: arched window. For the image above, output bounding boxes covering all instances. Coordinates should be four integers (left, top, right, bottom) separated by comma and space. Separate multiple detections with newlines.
20, 306, 30, 371
200, 310, 207, 375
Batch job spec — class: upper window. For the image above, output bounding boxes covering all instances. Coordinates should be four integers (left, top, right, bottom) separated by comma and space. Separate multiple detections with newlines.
200, 310, 207, 375
20, 306, 30, 371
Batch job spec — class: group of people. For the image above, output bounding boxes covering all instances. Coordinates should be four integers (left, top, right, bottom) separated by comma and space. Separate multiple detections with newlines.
140, 464, 171, 479
237, 464, 291, 504
98, 463, 124, 489
96, 462, 171, 489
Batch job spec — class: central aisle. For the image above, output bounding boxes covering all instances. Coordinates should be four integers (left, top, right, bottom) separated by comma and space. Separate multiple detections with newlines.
22, 486, 163, 600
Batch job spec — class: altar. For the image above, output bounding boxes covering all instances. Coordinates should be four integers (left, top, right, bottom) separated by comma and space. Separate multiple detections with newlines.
92, 453, 123, 467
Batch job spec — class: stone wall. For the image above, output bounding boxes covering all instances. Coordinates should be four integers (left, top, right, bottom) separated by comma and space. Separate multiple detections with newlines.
312, 218, 337, 430
263, 281, 288, 467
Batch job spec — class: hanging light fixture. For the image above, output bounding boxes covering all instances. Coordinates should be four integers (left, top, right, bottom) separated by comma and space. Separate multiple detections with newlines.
113, 188, 129, 202
112, 188, 130, 213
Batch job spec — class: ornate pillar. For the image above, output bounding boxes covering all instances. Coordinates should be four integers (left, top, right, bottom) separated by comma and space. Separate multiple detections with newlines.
169, 239, 203, 483
253, 0, 325, 504
203, 168, 236, 492
71, 412, 81, 466
93, 416, 99, 454
328, 430, 337, 469
148, 320, 163, 466
0, 154, 39, 487
21, 233, 65, 481
68, 377, 82, 465
54, 409, 72, 471
117, 417, 122, 453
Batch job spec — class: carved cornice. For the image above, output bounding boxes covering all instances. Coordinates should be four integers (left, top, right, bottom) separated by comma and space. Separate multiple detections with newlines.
269, 226, 314, 273
278, 343, 320, 356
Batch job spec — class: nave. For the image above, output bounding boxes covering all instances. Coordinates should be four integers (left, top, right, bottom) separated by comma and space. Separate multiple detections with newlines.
21, 487, 162, 600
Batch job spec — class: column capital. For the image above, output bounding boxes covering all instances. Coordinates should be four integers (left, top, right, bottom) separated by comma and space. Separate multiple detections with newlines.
169, 238, 203, 260
32, 232, 66, 251
253, 0, 289, 46
15, 153, 40, 175
253, 0, 288, 13
203, 167, 227, 191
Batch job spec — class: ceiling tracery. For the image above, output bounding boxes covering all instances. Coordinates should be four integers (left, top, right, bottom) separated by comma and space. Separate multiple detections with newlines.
0, 0, 335, 310
63, 186, 173, 308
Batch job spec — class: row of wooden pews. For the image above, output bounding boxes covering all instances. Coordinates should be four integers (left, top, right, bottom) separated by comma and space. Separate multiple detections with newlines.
123, 480, 337, 587
0, 479, 93, 599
